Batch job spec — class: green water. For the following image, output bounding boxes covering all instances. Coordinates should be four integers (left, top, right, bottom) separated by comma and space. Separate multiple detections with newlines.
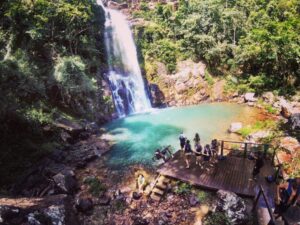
104, 103, 256, 168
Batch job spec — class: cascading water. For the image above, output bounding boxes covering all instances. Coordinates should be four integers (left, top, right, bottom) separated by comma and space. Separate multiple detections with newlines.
97, 1, 151, 117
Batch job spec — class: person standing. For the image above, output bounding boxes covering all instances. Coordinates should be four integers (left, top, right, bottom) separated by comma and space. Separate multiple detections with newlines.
179, 131, 186, 151
252, 152, 264, 181
194, 143, 203, 168
184, 140, 192, 168
193, 133, 201, 148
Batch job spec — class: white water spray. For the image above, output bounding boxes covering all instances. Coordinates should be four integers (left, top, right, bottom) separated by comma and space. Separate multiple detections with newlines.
97, 1, 151, 117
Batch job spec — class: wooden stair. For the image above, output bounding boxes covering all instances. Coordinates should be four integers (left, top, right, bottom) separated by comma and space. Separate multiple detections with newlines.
149, 175, 171, 201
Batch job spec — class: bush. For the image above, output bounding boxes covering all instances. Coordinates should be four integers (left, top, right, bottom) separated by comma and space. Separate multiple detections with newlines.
197, 190, 210, 202
175, 182, 192, 195
204, 212, 231, 225
84, 177, 107, 197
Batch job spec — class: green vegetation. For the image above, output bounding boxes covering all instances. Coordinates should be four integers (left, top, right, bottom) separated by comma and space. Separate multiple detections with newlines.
133, 0, 300, 94
204, 212, 232, 225
196, 190, 211, 203
174, 182, 192, 195
0, 0, 111, 186
237, 120, 277, 138
84, 177, 107, 197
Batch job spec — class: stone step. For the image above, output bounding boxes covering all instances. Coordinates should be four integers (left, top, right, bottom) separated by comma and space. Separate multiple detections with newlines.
156, 182, 167, 190
150, 193, 161, 201
153, 188, 164, 196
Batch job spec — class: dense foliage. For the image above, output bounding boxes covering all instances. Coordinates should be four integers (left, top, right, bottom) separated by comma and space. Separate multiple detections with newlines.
133, 0, 300, 94
0, 0, 110, 185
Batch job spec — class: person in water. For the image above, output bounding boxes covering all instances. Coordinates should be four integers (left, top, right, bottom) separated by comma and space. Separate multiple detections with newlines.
252, 151, 264, 180
194, 143, 203, 168
184, 140, 192, 168
275, 178, 300, 214
193, 133, 201, 148
179, 131, 186, 151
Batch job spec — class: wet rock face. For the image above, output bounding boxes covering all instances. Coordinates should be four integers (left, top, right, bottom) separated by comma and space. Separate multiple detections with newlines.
149, 83, 165, 107
289, 113, 300, 130
215, 190, 247, 225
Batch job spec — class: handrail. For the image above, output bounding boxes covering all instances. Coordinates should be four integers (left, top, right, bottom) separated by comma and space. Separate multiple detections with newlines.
252, 185, 277, 225
218, 140, 270, 158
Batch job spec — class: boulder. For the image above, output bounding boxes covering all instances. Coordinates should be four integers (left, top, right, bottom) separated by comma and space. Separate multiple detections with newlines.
75, 197, 93, 213
244, 93, 257, 102
107, 1, 128, 9
262, 92, 275, 104
132, 192, 142, 200
132, 217, 149, 225
0, 195, 79, 225
54, 118, 83, 134
0, 206, 24, 224
216, 190, 247, 225
280, 98, 293, 118
53, 170, 77, 194
246, 130, 270, 142
98, 196, 111, 206
288, 113, 300, 130
175, 82, 187, 94
229, 122, 242, 133
279, 136, 300, 153
189, 194, 199, 207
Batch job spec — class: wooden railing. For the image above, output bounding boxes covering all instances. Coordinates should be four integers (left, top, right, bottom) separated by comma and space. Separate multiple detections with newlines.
219, 140, 270, 159
252, 185, 277, 225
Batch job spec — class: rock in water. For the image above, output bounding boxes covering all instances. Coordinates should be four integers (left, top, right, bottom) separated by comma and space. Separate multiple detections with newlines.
229, 122, 242, 133
216, 190, 247, 225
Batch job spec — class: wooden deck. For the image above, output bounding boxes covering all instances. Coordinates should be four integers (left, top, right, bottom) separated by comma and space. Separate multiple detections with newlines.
158, 151, 275, 197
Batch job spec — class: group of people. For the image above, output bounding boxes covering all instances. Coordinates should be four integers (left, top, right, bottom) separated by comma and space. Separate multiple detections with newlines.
179, 132, 218, 169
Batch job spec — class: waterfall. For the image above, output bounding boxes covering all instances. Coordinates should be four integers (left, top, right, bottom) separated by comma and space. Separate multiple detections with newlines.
97, 1, 151, 117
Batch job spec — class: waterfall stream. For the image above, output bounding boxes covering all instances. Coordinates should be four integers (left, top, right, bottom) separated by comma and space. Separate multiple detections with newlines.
97, 1, 151, 117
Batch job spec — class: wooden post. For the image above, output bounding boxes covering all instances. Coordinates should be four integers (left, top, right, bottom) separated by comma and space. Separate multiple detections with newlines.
244, 143, 247, 158
252, 189, 262, 211
263, 144, 269, 159
221, 141, 224, 157
272, 148, 276, 165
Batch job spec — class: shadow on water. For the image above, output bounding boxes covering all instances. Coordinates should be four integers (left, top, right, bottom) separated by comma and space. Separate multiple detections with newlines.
105, 120, 182, 169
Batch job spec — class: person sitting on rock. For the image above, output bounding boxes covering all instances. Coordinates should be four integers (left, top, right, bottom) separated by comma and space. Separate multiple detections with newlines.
184, 140, 192, 169
194, 143, 203, 168
193, 133, 201, 148
179, 131, 186, 151
275, 177, 300, 214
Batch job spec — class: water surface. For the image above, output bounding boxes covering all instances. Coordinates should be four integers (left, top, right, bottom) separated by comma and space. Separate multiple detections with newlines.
103, 103, 262, 168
